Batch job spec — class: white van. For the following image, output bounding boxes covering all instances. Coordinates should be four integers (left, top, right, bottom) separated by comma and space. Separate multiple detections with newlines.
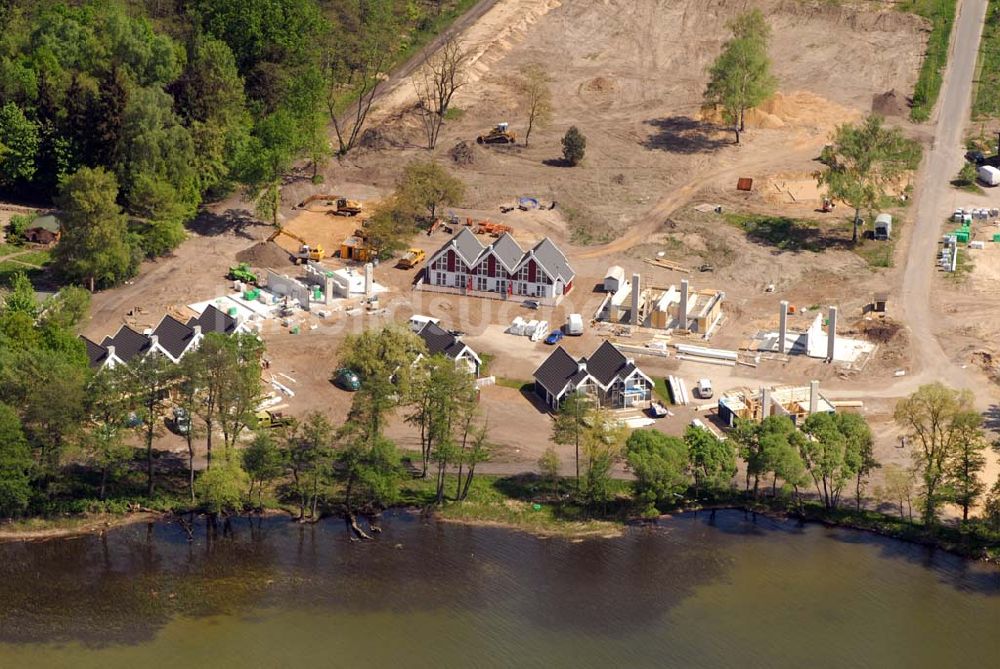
697, 378, 713, 399
566, 313, 584, 335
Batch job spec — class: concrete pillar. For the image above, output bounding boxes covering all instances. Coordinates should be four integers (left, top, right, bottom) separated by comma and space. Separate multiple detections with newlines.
826, 306, 838, 362
364, 263, 374, 299
631, 273, 641, 325
760, 387, 771, 420
778, 300, 789, 354
679, 279, 689, 330
325, 277, 334, 306
809, 379, 819, 414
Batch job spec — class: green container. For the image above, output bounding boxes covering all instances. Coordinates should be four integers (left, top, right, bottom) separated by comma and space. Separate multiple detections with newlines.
992, 234, 1000, 242
228, 307, 238, 317
290, 326, 300, 335
312, 288, 322, 300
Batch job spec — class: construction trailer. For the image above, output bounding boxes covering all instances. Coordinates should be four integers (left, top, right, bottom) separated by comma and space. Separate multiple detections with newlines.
874, 213, 892, 240
340, 235, 377, 262
717, 381, 835, 428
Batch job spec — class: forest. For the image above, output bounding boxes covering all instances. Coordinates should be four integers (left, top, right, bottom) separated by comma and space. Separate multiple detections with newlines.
0, 0, 472, 284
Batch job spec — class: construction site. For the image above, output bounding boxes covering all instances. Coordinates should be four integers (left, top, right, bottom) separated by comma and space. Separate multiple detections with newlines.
45, 0, 995, 501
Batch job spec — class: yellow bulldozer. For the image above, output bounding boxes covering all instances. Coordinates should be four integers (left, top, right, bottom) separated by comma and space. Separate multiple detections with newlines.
477, 122, 516, 145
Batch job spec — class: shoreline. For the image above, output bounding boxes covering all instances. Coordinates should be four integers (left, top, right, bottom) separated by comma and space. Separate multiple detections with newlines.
3, 503, 997, 567
0, 511, 164, 542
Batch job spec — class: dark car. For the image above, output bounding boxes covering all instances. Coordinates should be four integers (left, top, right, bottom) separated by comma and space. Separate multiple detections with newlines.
965, 150, 987, 165
333, 368, 361, 391
522, 300, 540, 310
544, 330, 564, 345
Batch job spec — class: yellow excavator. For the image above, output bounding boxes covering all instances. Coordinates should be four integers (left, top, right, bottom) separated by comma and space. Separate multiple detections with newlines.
267, 227, 324, 263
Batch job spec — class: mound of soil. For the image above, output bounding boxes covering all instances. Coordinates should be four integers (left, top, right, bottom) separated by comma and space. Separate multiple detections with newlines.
235, 241, 294, 268
871, 89, 908, 117
450, 140, 478, 166
583, 76, 615, 93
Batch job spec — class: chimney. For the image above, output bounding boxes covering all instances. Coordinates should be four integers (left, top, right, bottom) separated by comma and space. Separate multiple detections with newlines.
760, 387, 771, 420
148, 334, 158, 352
679, 279, 689, 330
778, 300, 788, 354
107, 345, 116, 362
631, 273, 641, 325
809, 379, 819, 414
826, 305, 838, 362
192, 324, 202, 338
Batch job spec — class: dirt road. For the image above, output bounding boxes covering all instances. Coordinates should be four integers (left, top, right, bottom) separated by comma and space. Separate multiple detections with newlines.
900, 0, 991, 398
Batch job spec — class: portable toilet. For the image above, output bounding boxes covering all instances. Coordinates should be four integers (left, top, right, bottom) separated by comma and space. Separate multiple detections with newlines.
874, 213, 892, 240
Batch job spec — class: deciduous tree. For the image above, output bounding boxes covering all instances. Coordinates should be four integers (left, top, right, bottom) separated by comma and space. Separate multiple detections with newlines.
894, 383, 977, 525
514, 63, 552, 147
552, 393, 593, 489
54, 167, 139, 291
817, 115, 913, 243
685, 425, 735, 498
396, 160, 465, 222
626, 429, 688, 512
703, 10, 776, 144
0, 403, 32, 518
413, 37, 468, 149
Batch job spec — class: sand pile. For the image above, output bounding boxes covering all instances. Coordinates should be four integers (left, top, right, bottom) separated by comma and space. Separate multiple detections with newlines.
871, 89, 908, 117
583, 76, 615, 94
742, 91, 861, 130
235, 241, 294, 268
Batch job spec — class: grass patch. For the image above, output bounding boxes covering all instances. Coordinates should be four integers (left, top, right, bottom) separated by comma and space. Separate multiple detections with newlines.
496, 376, 532, 392
853, 239, 896, 268
0, 243, 24, 256
900, 0, 958, 122
652, 376, 670, 402
0, 261, 45, 287
443, 107, 465, 121
399, 473, 630, 537
723, 212, 847, 252
973, 0, 1000, 118
13, 249, 52, 267
949, 247, 974, 278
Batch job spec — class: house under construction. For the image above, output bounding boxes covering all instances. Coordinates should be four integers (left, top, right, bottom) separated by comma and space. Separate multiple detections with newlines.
717, 380, 835, 427
597, 271, 724, 337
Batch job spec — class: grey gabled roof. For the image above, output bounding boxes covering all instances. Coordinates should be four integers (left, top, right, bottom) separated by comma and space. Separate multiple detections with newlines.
152, 314, 196, 359
451, 227, 486, 267
533, 346, 581, 396
489, 233, 523, 270
187, 304, 237, 335
586, 340, 630, 387
29, 214, 61, 233
82, 336, 109, 369
101, 326, 151, 363
417, 321, 471, 360
528, 237, 574, 281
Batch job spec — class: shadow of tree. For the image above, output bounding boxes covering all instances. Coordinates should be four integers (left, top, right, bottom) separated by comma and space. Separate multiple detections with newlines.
642, 116, 730, 154
543, 157, 573, 168
189, 208, 264, 239
735, 216, 854, 253
983, 404, 1000, 431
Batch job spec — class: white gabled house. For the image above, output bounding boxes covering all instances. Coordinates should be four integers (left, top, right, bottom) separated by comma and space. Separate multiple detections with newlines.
414, 321, 482, 376
533, 340, 653, 410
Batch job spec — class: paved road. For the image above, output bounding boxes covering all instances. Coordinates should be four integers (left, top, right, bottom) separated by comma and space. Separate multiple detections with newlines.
901, 0, 989, 394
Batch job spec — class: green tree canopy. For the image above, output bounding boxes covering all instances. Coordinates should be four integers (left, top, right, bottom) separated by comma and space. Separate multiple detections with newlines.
703, 9, 776, 144
626, 429, 689, 510
817, 115, 913, 243
54, 167, 139, 290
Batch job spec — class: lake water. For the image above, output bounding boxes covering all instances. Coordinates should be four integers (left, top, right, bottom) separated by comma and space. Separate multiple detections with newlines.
0, 511, 997, 668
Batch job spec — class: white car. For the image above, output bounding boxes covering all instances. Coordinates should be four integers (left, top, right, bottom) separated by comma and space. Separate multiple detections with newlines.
697, 378, 713, 399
